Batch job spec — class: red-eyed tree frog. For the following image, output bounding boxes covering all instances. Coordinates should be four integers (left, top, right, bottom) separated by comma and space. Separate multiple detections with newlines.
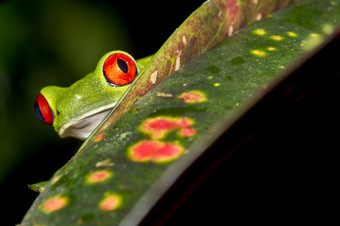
34, 51, 152, 140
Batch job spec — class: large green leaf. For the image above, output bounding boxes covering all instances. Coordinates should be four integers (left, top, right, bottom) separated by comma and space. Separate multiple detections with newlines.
21, 0, 340, 225
94, 0, 298, 132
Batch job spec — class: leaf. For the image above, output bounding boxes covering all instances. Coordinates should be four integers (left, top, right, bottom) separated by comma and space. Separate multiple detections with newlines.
21, 0, 340, 225
93, 0, 298, 136
28, 181, 49, 193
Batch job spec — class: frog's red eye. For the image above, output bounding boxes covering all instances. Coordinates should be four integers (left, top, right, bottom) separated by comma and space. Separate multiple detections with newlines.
103, 52, 138, 86
34, 93, 54, 125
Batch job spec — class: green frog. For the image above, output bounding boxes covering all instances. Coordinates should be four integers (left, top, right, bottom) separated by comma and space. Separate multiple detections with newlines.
34, 51, 152, 140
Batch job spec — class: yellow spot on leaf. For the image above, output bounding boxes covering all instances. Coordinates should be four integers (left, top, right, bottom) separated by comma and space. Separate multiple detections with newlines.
95, 159, 115, 167
270, 35, 283, 41
250, 49, 266, 57
157, 92, 173, 98
214, 83, 221, 87
253, 28, 266, 36
286, 31, 297, 37
267, 47, 276, 51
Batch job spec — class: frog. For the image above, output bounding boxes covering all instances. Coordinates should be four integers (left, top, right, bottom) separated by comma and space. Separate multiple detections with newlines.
34, 51, 153, 140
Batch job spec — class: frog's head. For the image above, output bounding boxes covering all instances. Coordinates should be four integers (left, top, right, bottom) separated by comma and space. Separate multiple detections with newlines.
34, 51, 138, 140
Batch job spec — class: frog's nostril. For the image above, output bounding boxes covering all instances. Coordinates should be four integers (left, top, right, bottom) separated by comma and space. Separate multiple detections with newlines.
34, 93, 54, 125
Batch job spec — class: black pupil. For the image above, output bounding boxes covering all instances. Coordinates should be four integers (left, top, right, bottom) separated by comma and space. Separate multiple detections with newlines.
117, 59, 128, 73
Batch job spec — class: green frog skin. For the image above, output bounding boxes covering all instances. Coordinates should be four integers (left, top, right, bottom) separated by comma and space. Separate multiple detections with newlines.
34, 51, 152, 140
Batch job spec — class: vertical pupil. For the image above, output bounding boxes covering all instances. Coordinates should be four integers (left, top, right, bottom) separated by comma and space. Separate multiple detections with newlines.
117, 59, 128, 73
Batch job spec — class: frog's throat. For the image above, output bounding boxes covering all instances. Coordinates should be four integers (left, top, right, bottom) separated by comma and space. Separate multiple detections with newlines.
58, 101, 117, 140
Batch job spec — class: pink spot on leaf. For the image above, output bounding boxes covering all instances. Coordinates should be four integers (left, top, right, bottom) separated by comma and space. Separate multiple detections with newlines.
179, 90, 207, 103
99, 193, 122, 211
140, 116, 196, 139
179, 127, 196, 137
128, 140, 184, 163
42, 196, 68, 213
86, 170, 112, 184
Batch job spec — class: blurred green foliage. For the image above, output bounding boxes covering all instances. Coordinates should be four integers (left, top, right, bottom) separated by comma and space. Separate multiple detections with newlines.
0, 0, 131, 183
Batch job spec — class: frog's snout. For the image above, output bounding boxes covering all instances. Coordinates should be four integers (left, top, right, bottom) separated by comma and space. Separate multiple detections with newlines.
34, 93, 54, 125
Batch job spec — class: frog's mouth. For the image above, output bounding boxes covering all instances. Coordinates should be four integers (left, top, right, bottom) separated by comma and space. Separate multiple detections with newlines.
58, 102, 117, 140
